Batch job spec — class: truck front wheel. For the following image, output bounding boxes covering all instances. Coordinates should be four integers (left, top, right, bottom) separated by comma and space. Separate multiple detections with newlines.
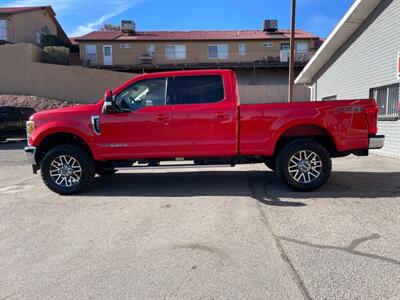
41, 145, 95, 195
275, 139, 332, 192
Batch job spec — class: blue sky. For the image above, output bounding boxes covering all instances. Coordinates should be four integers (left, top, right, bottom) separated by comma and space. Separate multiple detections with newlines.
1, 0, 355, 37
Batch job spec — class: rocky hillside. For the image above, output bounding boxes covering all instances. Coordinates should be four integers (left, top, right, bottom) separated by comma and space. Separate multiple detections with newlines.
0, 95, 74, 111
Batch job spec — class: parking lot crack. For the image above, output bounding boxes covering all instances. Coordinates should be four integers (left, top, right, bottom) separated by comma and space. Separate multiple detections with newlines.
247, 175, 311, 300
279, 235, 400, 266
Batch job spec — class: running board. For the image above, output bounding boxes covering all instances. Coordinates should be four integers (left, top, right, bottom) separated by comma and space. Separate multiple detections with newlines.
114, 163, 234, 170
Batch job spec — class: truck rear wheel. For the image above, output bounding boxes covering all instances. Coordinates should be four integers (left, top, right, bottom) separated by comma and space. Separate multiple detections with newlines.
41, 145, 95, 195
275, 139, 331, 192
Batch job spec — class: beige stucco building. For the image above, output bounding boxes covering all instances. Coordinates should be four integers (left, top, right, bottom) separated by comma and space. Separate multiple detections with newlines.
0, 6, 69, 45
75, 27, 321, 70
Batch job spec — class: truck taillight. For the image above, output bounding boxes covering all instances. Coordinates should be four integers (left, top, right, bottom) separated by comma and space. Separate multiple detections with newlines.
366, 105, 378, 135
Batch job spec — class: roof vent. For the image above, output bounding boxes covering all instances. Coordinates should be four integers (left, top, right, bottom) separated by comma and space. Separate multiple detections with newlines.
121, 20, 135, 33
263, 19, 278, 32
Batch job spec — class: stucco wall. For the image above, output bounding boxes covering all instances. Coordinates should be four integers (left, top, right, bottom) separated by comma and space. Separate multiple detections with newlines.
4, 9, 58, 44
0, 43, 136, 103
236, 68, 310, 102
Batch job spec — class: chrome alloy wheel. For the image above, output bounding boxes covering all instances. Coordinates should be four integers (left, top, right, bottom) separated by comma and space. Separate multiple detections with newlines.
288, 150, 323, 184
49, 155, 82, 187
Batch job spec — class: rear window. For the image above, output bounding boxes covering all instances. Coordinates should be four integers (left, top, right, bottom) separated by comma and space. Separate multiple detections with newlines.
169, 75, 224, 105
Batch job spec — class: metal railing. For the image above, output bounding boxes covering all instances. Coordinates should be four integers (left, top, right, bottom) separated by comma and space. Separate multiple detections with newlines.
81, 49, 315, 67
280, 50, 313, 63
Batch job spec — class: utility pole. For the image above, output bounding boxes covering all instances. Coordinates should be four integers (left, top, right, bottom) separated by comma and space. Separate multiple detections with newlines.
288, 0, 296, 102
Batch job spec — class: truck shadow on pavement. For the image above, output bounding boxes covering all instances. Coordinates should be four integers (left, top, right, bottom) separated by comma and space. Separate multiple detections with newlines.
82, 170, 400, 205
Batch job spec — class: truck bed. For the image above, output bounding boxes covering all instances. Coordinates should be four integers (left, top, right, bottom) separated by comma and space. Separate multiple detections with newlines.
239, 99, 376, 156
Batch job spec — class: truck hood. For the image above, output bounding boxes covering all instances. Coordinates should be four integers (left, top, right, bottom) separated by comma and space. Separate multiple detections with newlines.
31, 103, 100, 121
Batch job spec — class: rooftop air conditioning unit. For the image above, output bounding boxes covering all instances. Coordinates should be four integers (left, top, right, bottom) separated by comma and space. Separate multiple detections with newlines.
121, 20, 135, 33
264, 19, 278, 32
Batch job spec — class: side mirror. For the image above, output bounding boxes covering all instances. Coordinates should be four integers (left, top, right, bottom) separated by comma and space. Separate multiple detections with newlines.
103, 89, 116, 113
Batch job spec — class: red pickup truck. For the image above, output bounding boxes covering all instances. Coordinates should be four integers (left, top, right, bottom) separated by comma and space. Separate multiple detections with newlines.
25, 69, 384, 194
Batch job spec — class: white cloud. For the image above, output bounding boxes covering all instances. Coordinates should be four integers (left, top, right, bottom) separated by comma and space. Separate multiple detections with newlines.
70, 6, 130, 36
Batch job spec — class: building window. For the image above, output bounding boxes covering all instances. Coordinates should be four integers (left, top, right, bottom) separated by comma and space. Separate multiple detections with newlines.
262, 42, 273, 48
239, 44, 247, 55
120, 43, 131, 49
281, 43, 290, 50
147, 44, 155, 57
85, 45, 97, 62
370, 84, 399, 120
0, 19, 7, 41
208, 44, 228, 59
296, 42, 308, 53
165, 45, 186, 59
322, 95, 337, 101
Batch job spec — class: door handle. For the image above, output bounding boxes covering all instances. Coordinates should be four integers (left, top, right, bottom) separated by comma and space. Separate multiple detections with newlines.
155, 113, 169, 121
215, 112, 229, 120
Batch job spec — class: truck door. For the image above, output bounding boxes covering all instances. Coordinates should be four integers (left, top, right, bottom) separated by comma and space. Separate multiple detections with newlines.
100, 77, 174, 159
168, 74, 237, 157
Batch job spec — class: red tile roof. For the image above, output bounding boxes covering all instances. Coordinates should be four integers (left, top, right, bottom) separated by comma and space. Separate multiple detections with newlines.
75, 29, 318, 42
0, 6, 55, 15
69, 37, 79, 45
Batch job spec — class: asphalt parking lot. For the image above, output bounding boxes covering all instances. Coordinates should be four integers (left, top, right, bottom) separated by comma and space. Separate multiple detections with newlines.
1, 139, 400, 299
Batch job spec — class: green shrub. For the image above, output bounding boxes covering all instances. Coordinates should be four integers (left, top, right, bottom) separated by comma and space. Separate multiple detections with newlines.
42, 46, 70, 65
40, 34, 67, 47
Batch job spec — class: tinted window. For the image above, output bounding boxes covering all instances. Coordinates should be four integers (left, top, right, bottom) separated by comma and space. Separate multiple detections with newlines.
169, 75, 224, 105
115, 78, 166, 112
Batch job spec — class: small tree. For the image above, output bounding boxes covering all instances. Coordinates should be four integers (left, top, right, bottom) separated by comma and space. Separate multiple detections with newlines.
100, 24, 121, 31
42, 46, 70, 65
41, 34, 67, 47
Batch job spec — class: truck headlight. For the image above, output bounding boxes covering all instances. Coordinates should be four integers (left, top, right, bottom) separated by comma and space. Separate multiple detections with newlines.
26, 120, 35, 140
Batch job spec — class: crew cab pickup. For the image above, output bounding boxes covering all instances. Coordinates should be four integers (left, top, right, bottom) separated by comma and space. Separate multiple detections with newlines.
24, 69, 384, 194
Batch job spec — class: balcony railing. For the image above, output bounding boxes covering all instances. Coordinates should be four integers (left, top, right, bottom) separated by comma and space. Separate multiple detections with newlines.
82, 49, 315, 68
279, 50, 313, 63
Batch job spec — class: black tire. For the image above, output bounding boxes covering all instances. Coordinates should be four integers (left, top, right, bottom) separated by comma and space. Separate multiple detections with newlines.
96, 168, 117, 176
41, 145, 95, 195
264, 158, 275, 171
0, 137, 6, 142
275, 139, 332, 192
